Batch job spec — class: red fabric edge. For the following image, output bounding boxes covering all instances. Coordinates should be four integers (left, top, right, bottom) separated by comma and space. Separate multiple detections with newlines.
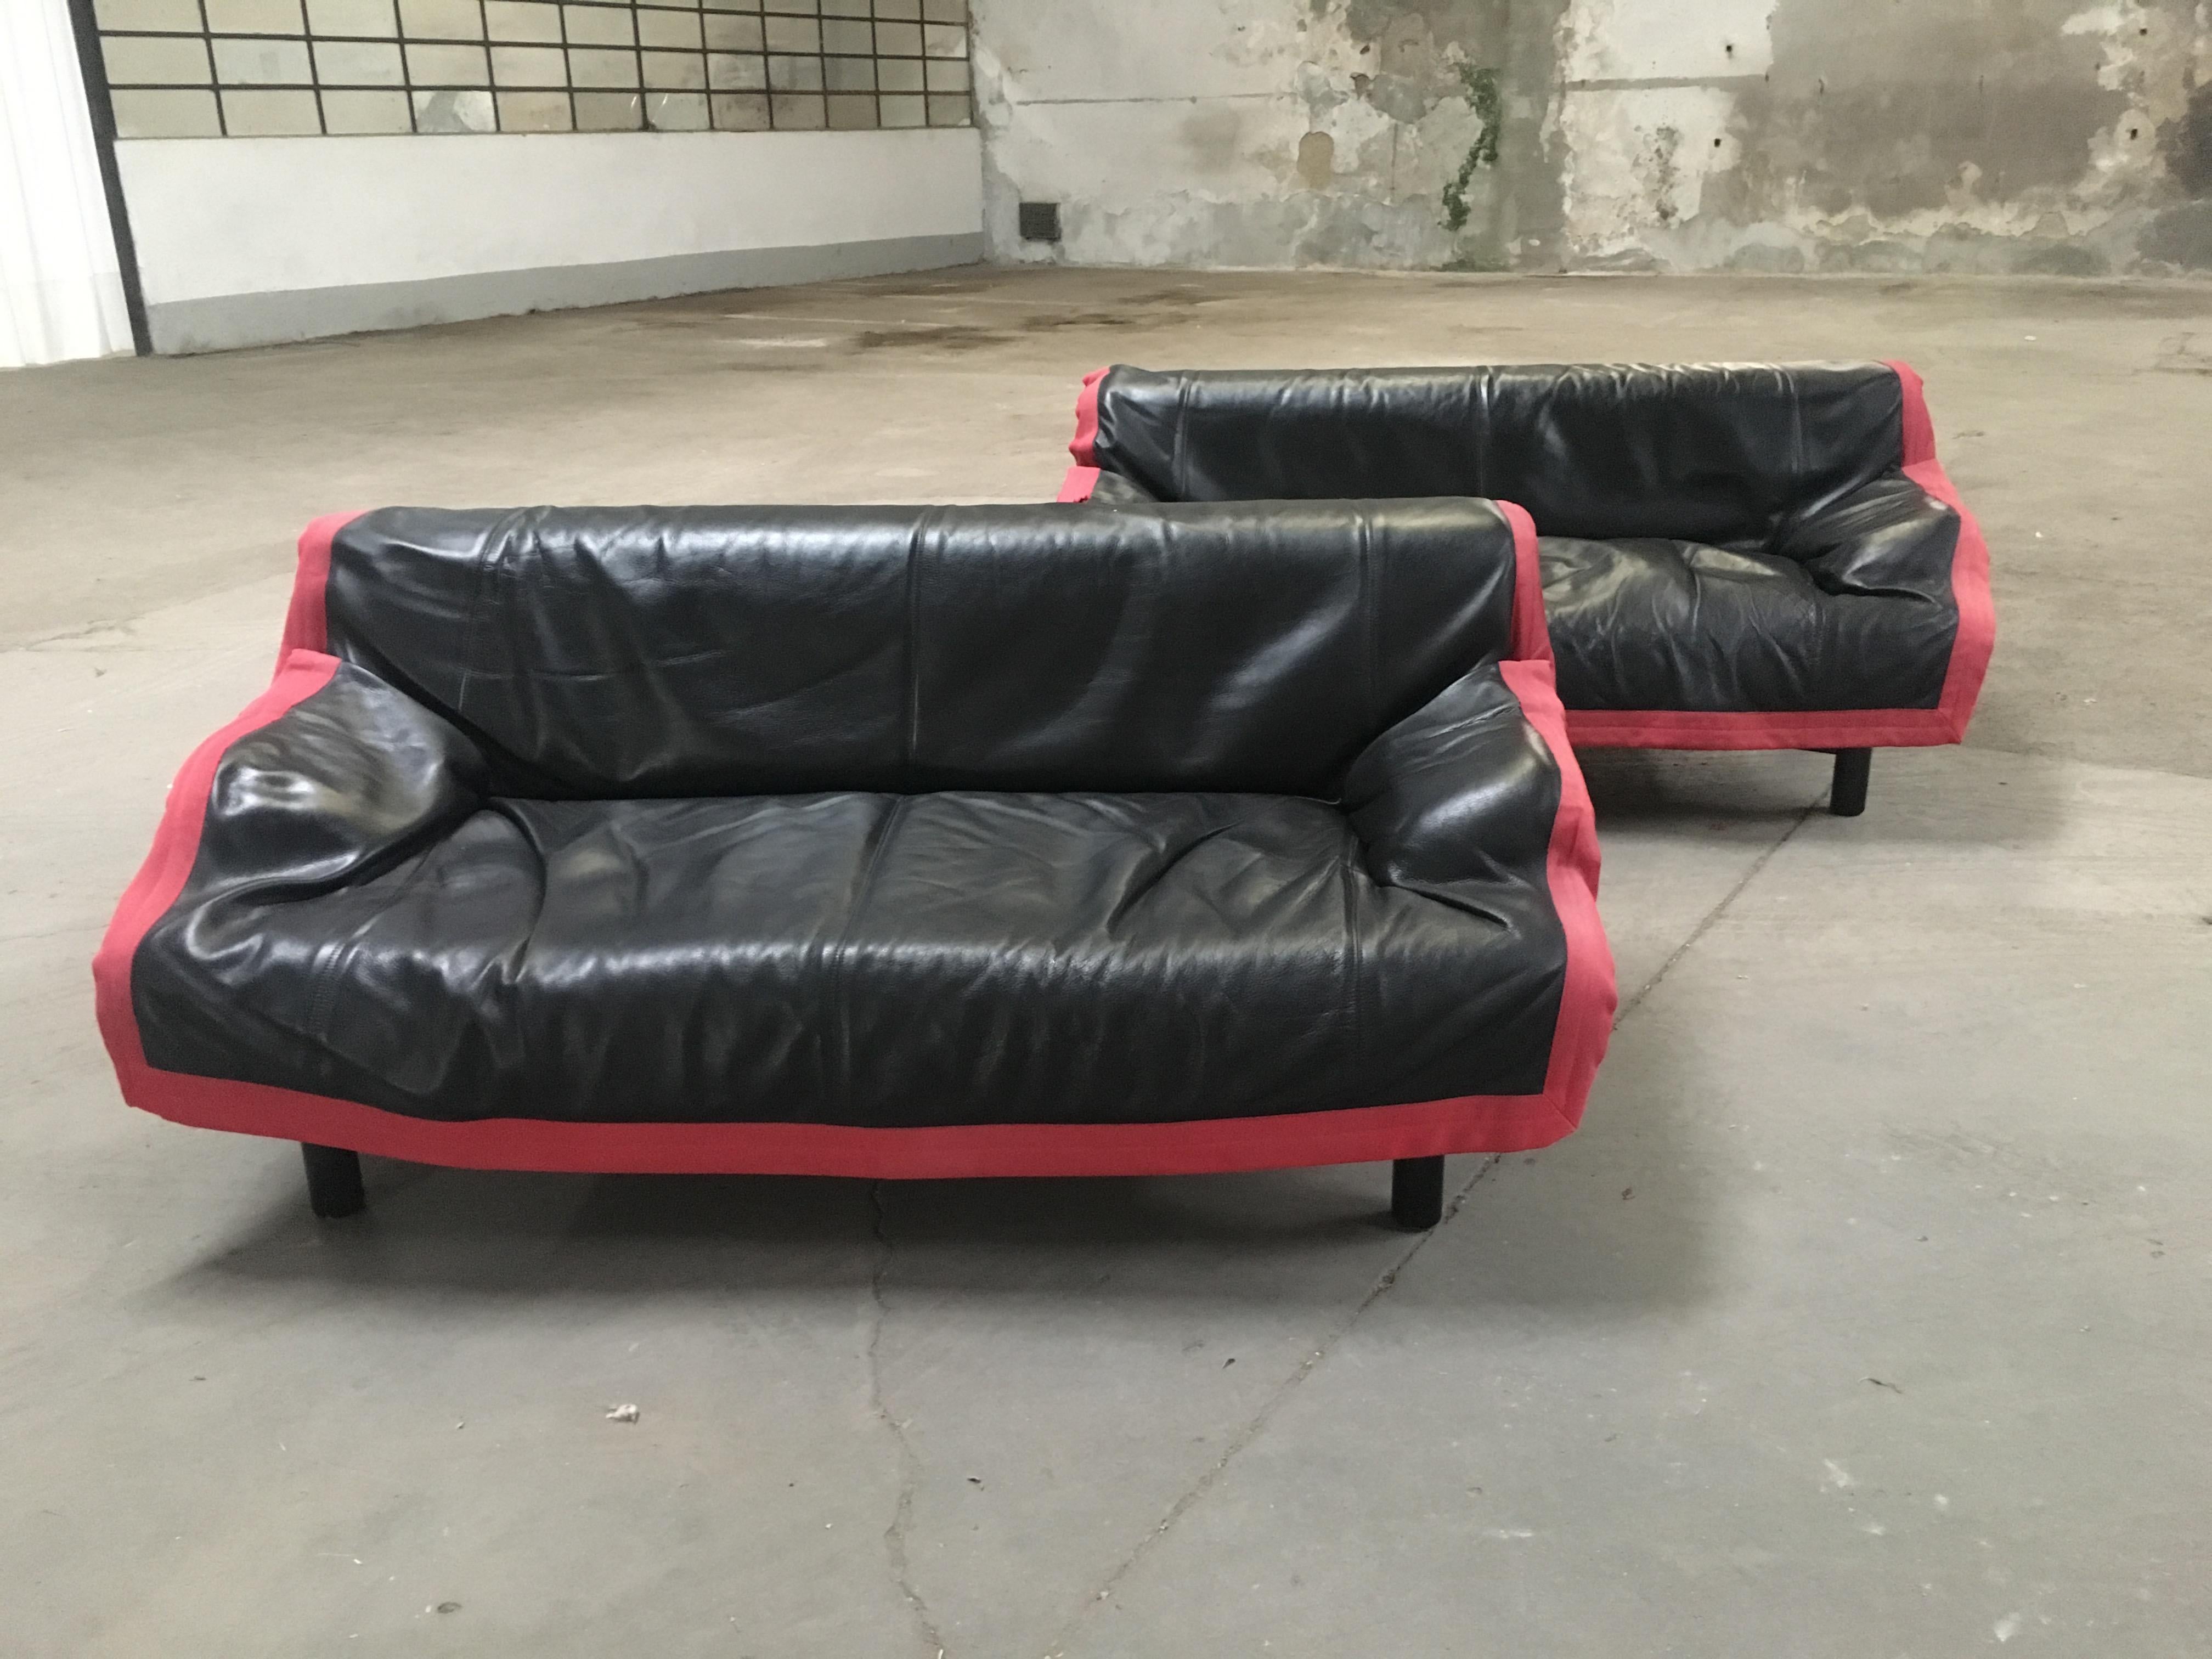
1564, 706, 1963, 749
1053, 365, 1109, 501
102, 1082, 1596, 1179
1562, 362, 1991, 752
1497, 500, 1552, 667
1501, 657, 1616, 1138
1886, 358, 1994, 746
274, 511, 359, 668
1068, 363, 1105, 465
94, 658, 1614, 1179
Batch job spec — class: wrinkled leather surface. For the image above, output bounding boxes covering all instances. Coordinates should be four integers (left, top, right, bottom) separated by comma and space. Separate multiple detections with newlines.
327, 501, 1520, 798
1085, 470, 1161, 506
1091, 363, 1904, 545
136, 504, 1570, 1128
1086, 363, 1964, 714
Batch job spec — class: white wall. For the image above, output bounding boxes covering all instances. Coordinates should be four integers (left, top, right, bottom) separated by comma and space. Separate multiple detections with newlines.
117, 126, 985, 353
1, 0, 132, 368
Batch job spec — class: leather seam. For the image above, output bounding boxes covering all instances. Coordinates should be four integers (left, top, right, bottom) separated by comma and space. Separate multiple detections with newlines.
828, 796, 909, 1110
1357, 510, 1379, 742
903, 509, 929, 781
1782, 366, 1807, 556
1339, 822, 1367, 1084
1475, 369, 1493, 494
1891, 363, 1910, 471
1171, 379, 1191, 500
453, 510, 511, 721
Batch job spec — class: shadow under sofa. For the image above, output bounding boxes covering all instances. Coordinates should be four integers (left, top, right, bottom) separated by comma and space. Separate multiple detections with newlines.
94, 499, 1616, 1228
1057, 360, 1996, 816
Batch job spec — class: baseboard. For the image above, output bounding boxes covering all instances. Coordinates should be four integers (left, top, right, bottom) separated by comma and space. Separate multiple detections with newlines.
144, 230, 985, 354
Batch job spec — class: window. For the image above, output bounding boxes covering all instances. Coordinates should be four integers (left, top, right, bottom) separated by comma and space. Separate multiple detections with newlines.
92, 0, 971, 137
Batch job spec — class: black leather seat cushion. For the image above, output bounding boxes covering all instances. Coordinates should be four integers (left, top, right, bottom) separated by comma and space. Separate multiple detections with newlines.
1540, 533, 1950, 713
142, 772, 1558, 1128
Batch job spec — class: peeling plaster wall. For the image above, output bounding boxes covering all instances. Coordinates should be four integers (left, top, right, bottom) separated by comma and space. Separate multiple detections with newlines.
970, 0, 1568, 272
971, 0, 2212, 275
1563, 0, 2212, 275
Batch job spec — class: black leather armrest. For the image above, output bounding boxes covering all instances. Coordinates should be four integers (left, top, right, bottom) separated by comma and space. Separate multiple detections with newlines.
1339, 665, 1558, 905
179, 658, 489, 914
1779, 472, 1962, 606
130, 657, 494, 1081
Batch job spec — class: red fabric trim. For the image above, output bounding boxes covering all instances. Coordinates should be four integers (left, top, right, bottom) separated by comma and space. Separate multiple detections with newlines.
101, 1084, 1595, 1178
1068, 364, 1105, 466
1886, 358, 1994, 746
96, 652, 1613, 1178
1054, 366, 1110, 502
1497, 500, 1551, 667
1500, 657, 1615, 1136
1560, 362, 1992, 752
274, 511, 358, 668
1564, 706, 1964, 750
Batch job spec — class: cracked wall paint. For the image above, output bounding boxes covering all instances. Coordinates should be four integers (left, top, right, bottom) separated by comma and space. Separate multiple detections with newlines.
970, 0, 1564, 270
971, 0, 2212, 275
1620, 0, 2212, 274
1561, 0, 1776, 81
1559, 86, 1743, 262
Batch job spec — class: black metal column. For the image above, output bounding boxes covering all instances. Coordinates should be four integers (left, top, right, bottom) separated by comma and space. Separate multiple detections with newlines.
60, 0, 153, 356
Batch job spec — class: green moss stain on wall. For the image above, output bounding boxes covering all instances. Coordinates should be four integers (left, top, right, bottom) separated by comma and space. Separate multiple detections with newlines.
1441, 64, 1502, 233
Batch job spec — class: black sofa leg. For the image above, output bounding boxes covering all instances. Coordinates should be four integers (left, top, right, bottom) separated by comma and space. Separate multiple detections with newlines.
301, 1144, 365, 1218
1391, 1156, 1446, 1231
1830, 748, 1872, 818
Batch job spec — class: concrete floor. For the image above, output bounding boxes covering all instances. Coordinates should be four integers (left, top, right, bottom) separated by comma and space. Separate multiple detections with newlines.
2, 269, 2208, 1657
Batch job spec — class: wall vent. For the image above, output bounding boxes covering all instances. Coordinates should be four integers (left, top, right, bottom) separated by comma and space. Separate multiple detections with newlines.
1018, 201, 1063, 243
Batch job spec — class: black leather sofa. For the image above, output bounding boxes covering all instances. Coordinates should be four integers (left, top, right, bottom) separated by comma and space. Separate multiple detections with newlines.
95, 501, 1614, 1227
1058, 362, 1994, 815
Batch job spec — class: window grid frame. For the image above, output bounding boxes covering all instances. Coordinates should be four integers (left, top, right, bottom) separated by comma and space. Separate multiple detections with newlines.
97, 0, 970, 137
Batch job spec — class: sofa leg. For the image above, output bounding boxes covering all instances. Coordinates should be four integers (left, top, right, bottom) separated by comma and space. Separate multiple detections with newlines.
301, 1144, 365, 1218
1830, 748, 1872, 818
1391, 1156, 1446, 1231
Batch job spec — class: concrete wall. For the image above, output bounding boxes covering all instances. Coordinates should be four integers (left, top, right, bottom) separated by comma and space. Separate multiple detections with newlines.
973, 0, 2212, 277
117, 127, 986, 353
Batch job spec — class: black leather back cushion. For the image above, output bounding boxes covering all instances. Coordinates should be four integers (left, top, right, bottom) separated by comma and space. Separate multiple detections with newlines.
1090, 363, 1906, 549
324, 500, 1520, 799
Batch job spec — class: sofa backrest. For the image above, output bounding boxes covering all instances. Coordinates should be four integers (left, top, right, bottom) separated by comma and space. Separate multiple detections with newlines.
1084, 363, 1907, 549
318, 500, 1525, 799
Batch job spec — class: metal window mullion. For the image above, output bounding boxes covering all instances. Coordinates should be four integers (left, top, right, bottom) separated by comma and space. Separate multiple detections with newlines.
397, 0, 418, 129
556, 1, 575, 131
480, 0, 498, 128
196, 0, 225, 133
62, 0, 153, 352
303, 9, 328, 132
